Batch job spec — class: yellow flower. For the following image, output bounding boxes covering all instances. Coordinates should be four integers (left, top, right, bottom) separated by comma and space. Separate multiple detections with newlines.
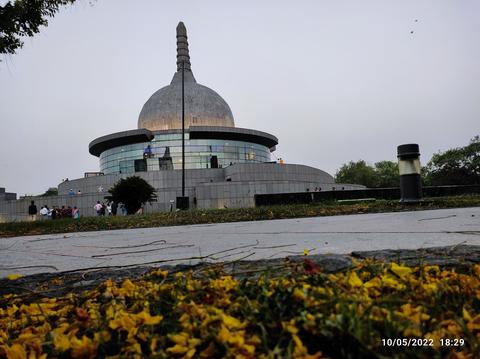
167, 333, 200, 358
2, 343, 27, 359
134, 311, 162, 325
7, 304, 19, 317
109, 313, 137, 333
166, 344, 189, 354
170, 332, 188, 346
217, 325, 231, 343
404, 326, 421, 337
466, 314, 480, 332
150, 338, 158, 353
199, 342, 217, 358
282, 320, 298, 335
396, 303, 430, 326
381, 274, 405, 290
150, 269, 168, 278
6, 274, 23, 281
293, 288, 306, 301
53, 333, 71, 352
463, 307, 473, 322
69, 335, 98, 358
222, 314, 244, 330
390, 263, 412, 278
210, 276, 238, 292
422, 282, 437, 293
364, 277, 381, 288
120, 279, 137, 296
347, 272, 363, 287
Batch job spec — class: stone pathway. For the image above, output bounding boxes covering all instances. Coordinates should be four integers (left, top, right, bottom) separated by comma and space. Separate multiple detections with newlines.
1, 207, 479, 278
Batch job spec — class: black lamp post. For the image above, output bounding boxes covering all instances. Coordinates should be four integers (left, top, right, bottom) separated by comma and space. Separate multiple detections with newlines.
176, 61, 189, 210
182, 61, 185, 197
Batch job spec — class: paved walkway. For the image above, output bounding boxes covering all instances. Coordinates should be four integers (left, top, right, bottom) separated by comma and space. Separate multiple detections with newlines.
1, 207, 479, 277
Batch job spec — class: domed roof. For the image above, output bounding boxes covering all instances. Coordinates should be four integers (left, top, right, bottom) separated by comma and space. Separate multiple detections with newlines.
138, 22, 235, 131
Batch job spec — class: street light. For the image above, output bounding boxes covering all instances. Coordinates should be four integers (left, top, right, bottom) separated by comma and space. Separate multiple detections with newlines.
176, 60, 189, 210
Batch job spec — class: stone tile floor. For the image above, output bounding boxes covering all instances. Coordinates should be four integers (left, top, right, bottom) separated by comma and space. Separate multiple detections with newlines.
1, 207, 479, 278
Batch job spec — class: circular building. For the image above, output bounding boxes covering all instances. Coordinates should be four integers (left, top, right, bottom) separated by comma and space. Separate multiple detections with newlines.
50, 22, 362, 216
0, 22, 365, 220
89, 22, 277, 175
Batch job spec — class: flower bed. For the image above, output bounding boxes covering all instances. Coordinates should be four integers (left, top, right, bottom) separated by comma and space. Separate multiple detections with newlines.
1, 260, 479, 358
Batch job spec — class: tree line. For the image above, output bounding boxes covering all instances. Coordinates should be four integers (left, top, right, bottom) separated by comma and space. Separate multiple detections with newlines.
335, 136, 480, 188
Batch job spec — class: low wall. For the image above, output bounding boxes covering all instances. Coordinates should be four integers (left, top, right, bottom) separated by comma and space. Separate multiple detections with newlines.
254, 185, 480, 206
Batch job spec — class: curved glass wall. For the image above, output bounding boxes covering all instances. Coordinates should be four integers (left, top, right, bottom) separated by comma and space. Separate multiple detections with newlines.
99, 133, 271, 174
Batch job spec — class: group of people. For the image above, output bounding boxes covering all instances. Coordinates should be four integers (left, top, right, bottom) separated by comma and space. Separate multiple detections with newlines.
28, 201, 80, 221
27, 200, 128, 221
93, 201, 126, 216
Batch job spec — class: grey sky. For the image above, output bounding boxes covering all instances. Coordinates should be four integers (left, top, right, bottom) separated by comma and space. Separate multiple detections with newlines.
1, 0, 479, 196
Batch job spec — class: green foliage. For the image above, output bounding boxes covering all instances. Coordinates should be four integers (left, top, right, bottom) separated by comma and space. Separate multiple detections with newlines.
335, 160, 399, 188
335, 160, 378, 188
373, 161, 399, 188
423, 136, 480, 186
40, 187, 58, 197
105, 176, 157, 215
0, 0, 76, 56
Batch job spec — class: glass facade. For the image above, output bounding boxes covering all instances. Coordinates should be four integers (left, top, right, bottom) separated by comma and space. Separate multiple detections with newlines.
99, 133, 271, 174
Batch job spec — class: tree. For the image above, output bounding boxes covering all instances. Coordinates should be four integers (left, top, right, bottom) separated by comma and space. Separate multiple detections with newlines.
40, 187, 58, 196
423, 136, 480, 186
335, 160, 378, 188
105, 176, 157, 215
0, 0, 76, 57
373, 161, 399, 188
335, 160, 400, 188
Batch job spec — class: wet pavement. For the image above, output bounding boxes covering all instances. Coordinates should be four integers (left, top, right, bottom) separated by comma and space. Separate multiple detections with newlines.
1, 207, 479, 277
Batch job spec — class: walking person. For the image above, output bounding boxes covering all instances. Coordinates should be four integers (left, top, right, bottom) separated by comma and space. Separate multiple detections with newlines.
28, 201, 37, 221
106, 202, 112, 216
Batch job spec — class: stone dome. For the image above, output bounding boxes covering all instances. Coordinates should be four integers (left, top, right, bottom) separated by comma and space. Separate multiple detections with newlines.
138, 71, 235, 131
138, 22, 235, 131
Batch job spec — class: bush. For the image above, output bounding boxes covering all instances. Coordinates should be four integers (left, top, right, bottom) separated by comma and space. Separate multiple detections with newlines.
105, 176, 156, 214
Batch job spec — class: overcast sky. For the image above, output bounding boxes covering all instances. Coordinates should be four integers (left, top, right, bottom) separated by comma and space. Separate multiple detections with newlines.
1, 0, 479, 195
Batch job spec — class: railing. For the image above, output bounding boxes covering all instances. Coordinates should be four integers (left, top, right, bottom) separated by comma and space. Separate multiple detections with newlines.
254, 185, 480, 206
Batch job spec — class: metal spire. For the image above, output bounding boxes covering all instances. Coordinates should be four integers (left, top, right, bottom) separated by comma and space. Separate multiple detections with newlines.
176, 22, 191, 71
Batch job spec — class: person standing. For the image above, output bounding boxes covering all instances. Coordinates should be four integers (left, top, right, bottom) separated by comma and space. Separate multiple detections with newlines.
40, 205, 49, 219
51, 207, 57, 220
100, 203, 106, 216
72, 206, 80, 220
94, 201, 102, 216
106, 202, 112, 216
28, 201, 37, 221
119, 203, 127, 215
111, 201, 118, 216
